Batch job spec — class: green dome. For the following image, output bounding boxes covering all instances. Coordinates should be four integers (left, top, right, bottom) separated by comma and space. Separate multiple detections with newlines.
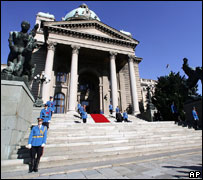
64, 4, 100, 21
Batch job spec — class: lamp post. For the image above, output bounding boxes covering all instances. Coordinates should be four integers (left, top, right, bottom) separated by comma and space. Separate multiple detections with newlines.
34, 72, 50, 107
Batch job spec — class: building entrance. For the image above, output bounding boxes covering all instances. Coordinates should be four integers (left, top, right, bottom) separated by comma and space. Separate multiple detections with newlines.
78, 72, 100, 114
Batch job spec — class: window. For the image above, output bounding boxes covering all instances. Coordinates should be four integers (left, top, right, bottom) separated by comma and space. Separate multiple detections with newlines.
54, 93, 65, 113
56, 72, 67, 83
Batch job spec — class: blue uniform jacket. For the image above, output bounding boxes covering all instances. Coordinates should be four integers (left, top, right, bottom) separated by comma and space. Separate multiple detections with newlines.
28, 125, 47, 146
116, 107, 120, 113
46, 101, 55, 112
123, 112, 128, 119
40, 108, 51, 122
77, 104, 81, 110
79, 106, 84, 114
192, 110, 199, 120
109, 104, 113, 110
171, 104, 177, 113
82, 111, 87, 119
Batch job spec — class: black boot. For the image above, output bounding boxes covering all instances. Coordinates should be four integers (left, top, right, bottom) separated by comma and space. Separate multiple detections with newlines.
29, 158, 35, 173
34, 159, 40, 172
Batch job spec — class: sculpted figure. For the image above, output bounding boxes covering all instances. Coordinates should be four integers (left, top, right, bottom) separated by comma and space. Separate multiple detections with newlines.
182, 58, 202, 89
2, 21, 39, 86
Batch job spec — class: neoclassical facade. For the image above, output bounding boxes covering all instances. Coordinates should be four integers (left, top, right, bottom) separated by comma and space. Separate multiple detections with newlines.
31, 4, 144, 115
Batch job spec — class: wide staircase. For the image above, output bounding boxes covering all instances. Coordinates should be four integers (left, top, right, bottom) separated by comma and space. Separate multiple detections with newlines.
1, 113, 202, 178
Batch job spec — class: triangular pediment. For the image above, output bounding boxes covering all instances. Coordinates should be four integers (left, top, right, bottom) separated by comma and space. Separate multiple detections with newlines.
44, 20, 139, 44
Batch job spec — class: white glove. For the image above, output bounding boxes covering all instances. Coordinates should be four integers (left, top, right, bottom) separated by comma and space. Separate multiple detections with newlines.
27, 144, 32, 149
41, 143, 45, 147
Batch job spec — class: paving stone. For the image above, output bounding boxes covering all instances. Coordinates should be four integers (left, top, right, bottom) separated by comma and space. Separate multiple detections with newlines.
31, 175, 50, 179
111, 166, 133, 175
96, 167, 121, 177
49, 174, 68, 179
66, 171, 86, 179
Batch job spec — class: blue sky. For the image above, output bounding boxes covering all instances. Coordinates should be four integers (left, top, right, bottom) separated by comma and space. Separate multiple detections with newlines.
1, 1, 202, 94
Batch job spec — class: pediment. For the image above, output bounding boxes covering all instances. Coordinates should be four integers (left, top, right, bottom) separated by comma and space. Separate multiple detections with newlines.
43, 20, 139, 44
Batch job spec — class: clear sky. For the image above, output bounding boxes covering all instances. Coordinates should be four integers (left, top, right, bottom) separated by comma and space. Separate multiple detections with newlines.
1, 1, 202, 94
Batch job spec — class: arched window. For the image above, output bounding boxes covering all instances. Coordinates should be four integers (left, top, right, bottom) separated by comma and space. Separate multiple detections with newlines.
54, 93, 65, 113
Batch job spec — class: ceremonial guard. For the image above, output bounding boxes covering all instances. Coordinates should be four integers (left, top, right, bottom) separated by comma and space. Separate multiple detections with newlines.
77, 103, 81, 114
79, 105, 84, 118
27, 118, 47, 173
109, 103, 113, 114
82, 109, 87, 123
40, 104, 51, 130
46, 96, 55, 116
115, 106, 120, 120
123, 110, 129, 122
192, 107, 199, 130
171, 102, 179, 124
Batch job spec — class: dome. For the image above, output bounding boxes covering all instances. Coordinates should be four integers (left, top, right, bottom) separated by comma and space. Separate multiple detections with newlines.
64, 4, 101, 21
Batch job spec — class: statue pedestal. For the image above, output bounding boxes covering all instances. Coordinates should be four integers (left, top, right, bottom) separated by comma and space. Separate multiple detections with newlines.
1, 80, 35, 160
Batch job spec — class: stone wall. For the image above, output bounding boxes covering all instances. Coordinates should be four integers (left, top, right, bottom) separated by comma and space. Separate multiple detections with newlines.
1, 80, 35, 160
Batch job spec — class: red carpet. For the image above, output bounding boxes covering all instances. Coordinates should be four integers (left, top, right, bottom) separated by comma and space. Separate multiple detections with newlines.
90, 114, 110, 123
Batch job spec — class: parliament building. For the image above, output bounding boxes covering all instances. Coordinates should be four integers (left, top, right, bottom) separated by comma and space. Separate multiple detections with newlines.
30, 4, 152, 115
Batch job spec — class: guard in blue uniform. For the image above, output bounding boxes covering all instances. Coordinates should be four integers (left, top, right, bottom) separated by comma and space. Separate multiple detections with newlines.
82, 110, 87, 123
123, 110, 129, 122
109, 103, 113, 114
116, 106, 120, 120
79, 105, 84, 118
27, 118, 47, 173
40, 104, 51, 130
46, 96, 55, 116
192, 107, 199, 130
77, 103, 81, 114
171, 102, 179, 124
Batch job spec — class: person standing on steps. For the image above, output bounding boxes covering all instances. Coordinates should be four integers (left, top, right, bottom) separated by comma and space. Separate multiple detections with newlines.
116, 106, 120, 120
46, 96, 55, 117
40, 104, 51, 130
82, 109, 88, 123
27, 118, 47, 173
109, 103, 113, 115
192, 106, 199, 130
123, 110, 129, 122
171, 102, 179, 124
77, 102, 81, 114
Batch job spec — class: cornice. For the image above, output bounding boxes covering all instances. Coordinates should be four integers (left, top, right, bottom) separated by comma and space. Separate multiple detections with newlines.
45, 25, 137, 49
44, 20, 135, 41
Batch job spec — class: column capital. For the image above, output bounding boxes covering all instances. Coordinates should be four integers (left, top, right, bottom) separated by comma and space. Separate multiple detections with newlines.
71, 45, 80, 54
47, 41, 57, 51
109, 51, 117, 58
128, 54, 136, 62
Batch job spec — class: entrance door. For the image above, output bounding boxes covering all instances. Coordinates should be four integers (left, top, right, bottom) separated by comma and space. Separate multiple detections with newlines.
78, 72, 100, 114
54, 93, 65, 113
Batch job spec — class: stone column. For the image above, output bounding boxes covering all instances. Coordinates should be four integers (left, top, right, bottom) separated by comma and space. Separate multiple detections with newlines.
128, 55, 140, 115
42, 42, 56, 103
68, 45, 80, 112
110, 51, 118, 112
99, 77, 103, 113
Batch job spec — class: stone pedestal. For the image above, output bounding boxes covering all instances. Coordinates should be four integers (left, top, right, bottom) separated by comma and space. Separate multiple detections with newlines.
1, 80, 35, 160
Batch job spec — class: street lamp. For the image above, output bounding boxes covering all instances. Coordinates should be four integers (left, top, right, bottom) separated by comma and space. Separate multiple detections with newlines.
34, 72, 50, 107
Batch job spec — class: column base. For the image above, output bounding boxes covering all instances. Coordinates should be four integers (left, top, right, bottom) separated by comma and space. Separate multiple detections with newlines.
132, 111, 140, 116
66, 111, 78, 115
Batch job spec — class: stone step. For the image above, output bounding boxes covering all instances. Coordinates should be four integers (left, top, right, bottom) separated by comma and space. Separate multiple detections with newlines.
10, 137, 202, 159
2, 144, 201, 173
18, 131, 201, 147
2, 147, 202, 179
17, 130, 201, 148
